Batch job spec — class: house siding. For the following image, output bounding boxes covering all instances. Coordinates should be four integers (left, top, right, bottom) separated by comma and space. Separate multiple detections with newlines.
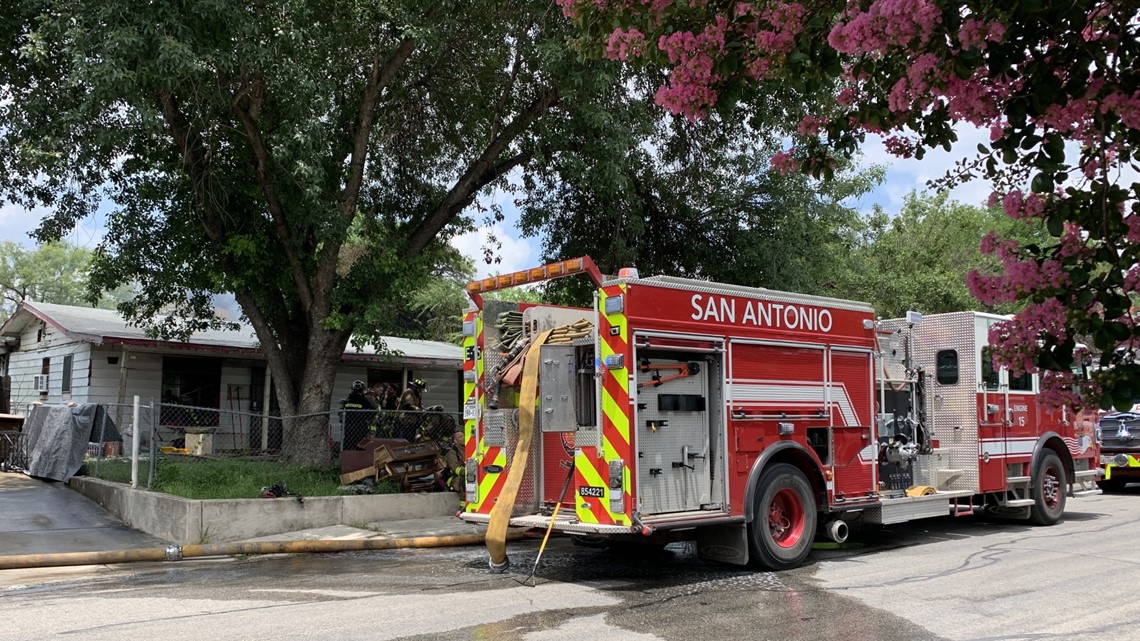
3, 305, 463, 452
8, 322, 93, 409
410, 369, 462, 411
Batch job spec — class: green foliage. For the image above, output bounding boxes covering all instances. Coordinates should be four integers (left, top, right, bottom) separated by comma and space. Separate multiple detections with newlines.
0, 241, 132, 319
87, 457, 399, 499
838, 192, 1049, 318
0, 0, 612, 463
520, 92, 884, 303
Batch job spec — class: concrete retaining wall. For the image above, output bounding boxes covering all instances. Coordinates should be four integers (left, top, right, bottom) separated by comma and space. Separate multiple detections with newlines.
68, 477, 461, 544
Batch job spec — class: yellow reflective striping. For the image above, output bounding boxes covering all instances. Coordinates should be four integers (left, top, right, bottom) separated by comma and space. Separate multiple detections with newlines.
475, 448, 506, 511
575, 450, 613, 524
601, 387, 629, 443
476, 315, 484, 378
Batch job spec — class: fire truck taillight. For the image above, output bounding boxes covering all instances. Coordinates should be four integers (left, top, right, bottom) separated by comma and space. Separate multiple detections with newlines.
465, 458, 478, 502
608, 459, 625, 514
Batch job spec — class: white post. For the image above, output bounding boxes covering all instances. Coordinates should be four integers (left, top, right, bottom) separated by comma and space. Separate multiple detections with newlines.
131, 394, 140, 488
261, 368, 272, 451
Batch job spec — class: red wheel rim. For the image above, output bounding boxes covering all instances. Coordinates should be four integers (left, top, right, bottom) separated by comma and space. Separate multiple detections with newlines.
768, 488, 805, 548
1042, 465, 1061, 510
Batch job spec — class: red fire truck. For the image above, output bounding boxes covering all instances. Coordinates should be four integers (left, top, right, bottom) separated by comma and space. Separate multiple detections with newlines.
458, 257, 1100, 570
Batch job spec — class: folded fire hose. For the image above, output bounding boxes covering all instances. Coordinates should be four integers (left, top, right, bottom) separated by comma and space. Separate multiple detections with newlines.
484, 319, 592, 571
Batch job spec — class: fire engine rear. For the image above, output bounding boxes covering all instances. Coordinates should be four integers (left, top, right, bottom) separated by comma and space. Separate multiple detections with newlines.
458, 258, 1101, 570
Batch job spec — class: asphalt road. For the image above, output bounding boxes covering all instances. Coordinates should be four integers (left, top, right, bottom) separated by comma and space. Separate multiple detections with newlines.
4, 488, 1139, 641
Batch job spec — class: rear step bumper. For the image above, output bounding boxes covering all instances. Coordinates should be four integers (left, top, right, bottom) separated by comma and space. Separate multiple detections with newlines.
459, 512, 639, 535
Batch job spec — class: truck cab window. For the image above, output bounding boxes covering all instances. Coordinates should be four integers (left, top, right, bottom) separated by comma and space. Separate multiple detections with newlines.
981, 347, 1000, 391
1009, 371, 1033, 392
936, 349, 958, 385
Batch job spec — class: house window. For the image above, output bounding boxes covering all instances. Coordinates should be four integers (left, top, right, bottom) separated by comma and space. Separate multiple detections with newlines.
41, 358, 49, 376
160, 357, 222, 427
61, 355, 73, 393
935, 350, 959, 385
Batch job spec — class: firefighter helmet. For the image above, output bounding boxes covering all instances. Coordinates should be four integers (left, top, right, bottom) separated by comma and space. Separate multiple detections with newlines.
411, 378, 427, 391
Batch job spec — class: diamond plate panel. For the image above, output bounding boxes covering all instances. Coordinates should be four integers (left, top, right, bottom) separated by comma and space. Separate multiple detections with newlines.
484, 409, 511, 447
885, 312, 979, 492
503, 407, 540, 515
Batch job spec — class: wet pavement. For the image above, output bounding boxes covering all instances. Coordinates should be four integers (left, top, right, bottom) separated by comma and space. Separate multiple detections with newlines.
0, 473, 167, 556
1, 537, 946, 641
3, 477, 1138, 640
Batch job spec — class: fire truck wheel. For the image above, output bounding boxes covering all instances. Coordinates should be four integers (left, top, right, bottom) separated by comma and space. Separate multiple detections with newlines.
749, 463, 817, 570
1030, 451, 1067, 526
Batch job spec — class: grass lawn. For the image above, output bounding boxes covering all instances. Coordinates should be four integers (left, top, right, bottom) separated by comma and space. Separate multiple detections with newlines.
85, 457, 400, 499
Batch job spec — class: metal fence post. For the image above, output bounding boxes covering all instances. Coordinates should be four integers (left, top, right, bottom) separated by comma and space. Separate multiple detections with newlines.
130, 395, 140, 488
95, 405, 108, 476
147, 400, 157, 488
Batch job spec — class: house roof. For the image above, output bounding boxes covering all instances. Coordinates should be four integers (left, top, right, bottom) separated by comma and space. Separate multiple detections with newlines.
0, 301, 463, 366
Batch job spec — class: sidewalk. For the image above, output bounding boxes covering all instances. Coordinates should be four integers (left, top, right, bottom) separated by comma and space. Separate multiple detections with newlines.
0, 472, 481, 589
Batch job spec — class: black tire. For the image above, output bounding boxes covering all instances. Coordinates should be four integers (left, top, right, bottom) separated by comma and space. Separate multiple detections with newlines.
1030, 451, 1067, 526
748, 463, 817, 570
1097, 477, 1127, 493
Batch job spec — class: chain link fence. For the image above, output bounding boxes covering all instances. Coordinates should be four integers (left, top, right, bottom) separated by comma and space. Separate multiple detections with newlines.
57, 401, 463, 490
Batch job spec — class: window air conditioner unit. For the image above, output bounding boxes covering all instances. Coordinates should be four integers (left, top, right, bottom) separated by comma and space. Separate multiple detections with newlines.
33, 374, 49, 393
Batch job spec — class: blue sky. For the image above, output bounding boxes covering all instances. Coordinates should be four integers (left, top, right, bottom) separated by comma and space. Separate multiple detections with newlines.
1, 129, 995, 280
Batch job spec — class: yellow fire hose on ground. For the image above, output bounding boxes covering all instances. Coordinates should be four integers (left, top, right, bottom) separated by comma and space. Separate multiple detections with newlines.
0, 530, 527, 571
485, 328, 554, 571
484, 320, 593, 573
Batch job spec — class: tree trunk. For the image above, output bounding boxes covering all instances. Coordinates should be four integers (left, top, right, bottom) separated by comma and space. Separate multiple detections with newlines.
275, 329, 349, 467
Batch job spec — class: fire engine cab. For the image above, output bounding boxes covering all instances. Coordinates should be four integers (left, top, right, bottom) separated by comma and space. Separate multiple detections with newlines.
458, 257, 1100, 570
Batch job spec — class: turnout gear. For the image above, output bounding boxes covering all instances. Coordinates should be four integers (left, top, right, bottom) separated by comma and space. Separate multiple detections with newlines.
341, 384, 377, 451
399, 380, 426, 411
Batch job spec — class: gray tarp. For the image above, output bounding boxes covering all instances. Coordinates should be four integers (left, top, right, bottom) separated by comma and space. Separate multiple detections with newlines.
23, 404, 120, 482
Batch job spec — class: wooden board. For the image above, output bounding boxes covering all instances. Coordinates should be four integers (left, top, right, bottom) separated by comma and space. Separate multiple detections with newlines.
339, 466, 378, 485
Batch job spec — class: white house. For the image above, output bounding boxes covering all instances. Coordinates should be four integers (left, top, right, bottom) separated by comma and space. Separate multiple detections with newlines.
0, 301, 463, 450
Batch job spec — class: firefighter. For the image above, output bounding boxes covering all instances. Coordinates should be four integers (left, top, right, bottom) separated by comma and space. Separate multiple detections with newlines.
368, 382, 399, 438
398, 378, 427, 411
376, 382, 399, 411
340, 380, 376, 451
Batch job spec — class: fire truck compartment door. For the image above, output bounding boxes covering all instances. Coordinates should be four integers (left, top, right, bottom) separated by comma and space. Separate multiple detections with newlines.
636, 357, 711, 514
538, 344, 577, 432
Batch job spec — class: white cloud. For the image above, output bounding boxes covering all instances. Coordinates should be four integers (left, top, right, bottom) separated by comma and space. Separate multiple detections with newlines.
858, 124, 996, 214
0, 202, 107, 248
0, 203, 45, 245
450, 222, 538, 279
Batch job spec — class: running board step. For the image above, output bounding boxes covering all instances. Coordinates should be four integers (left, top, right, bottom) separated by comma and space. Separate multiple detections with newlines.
1070, 488, 1103, 498
1000, 498, 1035, 507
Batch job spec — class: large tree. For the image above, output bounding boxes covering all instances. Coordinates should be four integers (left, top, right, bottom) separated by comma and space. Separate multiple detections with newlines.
0, 0, 603, 465
0, 241, 130, 318
559, 0, 1140, 411
842, 191, 1050, 318
517, 65, 881, 303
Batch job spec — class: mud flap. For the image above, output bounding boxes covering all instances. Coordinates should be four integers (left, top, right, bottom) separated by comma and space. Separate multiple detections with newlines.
696, 523, 749, 566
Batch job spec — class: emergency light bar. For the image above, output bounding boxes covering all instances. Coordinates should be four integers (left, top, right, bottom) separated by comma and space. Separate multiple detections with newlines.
465, 256, 603, 296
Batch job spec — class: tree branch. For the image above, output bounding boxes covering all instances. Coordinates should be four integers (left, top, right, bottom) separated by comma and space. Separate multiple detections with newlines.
402, 86, 560, 259
157, 91, 227, 242
340, 38, 417, 222
231, 80, 315, 315
311, 38, 418, 318
232, 288, 298, 413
